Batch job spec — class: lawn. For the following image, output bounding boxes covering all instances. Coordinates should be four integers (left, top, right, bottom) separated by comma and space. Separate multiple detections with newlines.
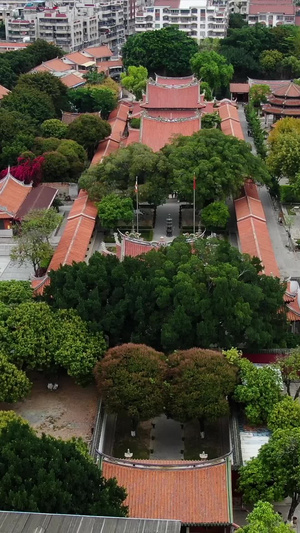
184, 417, 230, 460
113, 415, 151, 459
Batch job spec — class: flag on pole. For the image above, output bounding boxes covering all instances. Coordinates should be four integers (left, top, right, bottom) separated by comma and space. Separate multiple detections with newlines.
193, 176, 196, 190
135, 177, 138, 194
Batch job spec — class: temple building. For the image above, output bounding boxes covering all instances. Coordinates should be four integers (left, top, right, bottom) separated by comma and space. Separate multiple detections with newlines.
263, 81, 300, 121
0, 169, 57, 231
101, 454, 233, 533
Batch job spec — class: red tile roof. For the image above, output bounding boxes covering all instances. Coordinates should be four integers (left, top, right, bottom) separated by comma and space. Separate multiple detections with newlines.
116, 236, 157, 259
32, 190, 97, 294
218, 103, 244, 141
249, 0, 295, 14
15, 185, 57, 220
142, 81, 202, 109
234, 182, 280, 277
64, 52, 95, 67
285, 282, 300, 321
155, 75, 195, 85
102, 456, 231, 525
273, 82, 300, 98
146, 109, 197, 119
61, 73, 85, 88
0, 41, 29, 49
33, 58, 70, 73
124, 129, 141, 146
98, 60, 123, 73
263, 105, 300, 116
0, 171, 32, 218
154, 0, 180, 6
140, 113, 201, 152
230, 83, 250, 94
0, 84, 9, 100
92, 103, 129, 164
84, 45, 113, 59
249, 79, 291, 92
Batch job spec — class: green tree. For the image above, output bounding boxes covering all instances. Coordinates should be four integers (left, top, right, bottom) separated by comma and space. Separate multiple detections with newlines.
0, 281, 32, 305
1, 86, 56, 124
68, 87, 117, 119
33, 136, 61, 155
166, 348, 237, 434
44, 240, 290, 351
239, 428, 300, 521
249, 84, 270, 107
0, 411, 29, 432
94, 344, 167, 432
121, 65, 148, 100
201, 112, 221, 129
277, 350, 300, 398
67, 114, 111, 159
190, 51, 234, 95
56, 139, 87, 181
259, 50, 283, 77
5, 301, 106, 385
0, 109, 37, 168
0, 354, 31, 402
17, 72, 69, 117
268, 396, 300, 431
42, 151, 70, 182
267, 132, 300, 183
162, 129, 269, 206
282, 56, 300, 78
225, 349, 282, 425
122, 27, 198, 76
24, 39, 63, 64
41, 119, 68, 139
238, 501, 293, 533
201, 201, 230, 229
0, 420, 127, 515
229, 13, 248, 29
201, 82, 213, 101
98, 194, 133, 229
11, 208, 62, 276
79, 142, 170, 205
83, 66, 105, 84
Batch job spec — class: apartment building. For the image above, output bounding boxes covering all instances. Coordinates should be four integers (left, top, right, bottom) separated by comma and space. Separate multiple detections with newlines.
247, 0, 296, 27
135, 0, 229, 40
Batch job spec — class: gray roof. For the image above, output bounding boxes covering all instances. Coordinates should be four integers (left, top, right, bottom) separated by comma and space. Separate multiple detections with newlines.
0, 512, 181, 533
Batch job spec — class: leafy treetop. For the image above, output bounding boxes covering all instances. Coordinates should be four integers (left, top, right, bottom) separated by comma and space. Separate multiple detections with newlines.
238, 501, 293, 533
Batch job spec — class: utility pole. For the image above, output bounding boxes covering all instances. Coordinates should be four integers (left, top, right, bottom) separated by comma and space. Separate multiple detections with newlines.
135, 176, 139, 233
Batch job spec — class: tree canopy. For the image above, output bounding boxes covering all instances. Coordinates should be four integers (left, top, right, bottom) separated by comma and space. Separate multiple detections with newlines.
122, 27, 198, 76
1, 86, 56, 124
98, 194, 133, 229
68, 86, 117, 119
190, 51, 234, 95
277, 349, 300, 399
225, 348, 282, 425
79, 142, 170, 205
0, 354, 31, 403
67, 114, 111, 159
162, 129, 269, 206
239, 428, 300, 521
121, 65, 148, 100
11, 208, 62, 277
41, 119, 68, 139
201, 201, 230, 230
0, 420, 127, 516
44, 239, 290, 351
94, 344, 167, 430
16, 72, 69, 117
166, 348, 237, 428
238, 501, 293, 533
267, 396, 300, 431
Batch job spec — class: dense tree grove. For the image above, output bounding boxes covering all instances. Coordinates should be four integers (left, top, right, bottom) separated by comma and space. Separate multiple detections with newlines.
44, 239, 290, 351
122, 27, 198, 76
0, 420, 127, 516
80, 130, 269, 206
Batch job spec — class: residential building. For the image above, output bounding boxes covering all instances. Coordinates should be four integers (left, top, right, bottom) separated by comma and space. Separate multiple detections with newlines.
247, 0, 296, 27
135, 0, 229, 40
228, 0, 247, 16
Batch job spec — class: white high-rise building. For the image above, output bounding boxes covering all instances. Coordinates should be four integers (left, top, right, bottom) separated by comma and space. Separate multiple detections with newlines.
135, 0, 229, 40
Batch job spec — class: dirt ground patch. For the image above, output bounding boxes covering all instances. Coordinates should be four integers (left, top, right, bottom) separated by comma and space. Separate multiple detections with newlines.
0, 372, 99, 443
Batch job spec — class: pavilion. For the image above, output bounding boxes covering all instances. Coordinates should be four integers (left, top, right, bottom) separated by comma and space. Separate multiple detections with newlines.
262, 81, 300, 121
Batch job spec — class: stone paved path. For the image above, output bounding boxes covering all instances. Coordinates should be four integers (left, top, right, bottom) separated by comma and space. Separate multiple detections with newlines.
150, 415, 183, 460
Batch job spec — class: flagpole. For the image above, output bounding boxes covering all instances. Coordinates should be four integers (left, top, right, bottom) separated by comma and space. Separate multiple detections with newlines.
135, 177, 139, 233
193, 176, 196, 234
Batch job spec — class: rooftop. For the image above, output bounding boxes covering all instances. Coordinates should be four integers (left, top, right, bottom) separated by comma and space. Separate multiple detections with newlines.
101, 455, 232, 526
141, 80, 203, 110
140, 113, 201, 152
0, 84, 9, 100
0, 171, 32, 218
0, 511, 181, 533
84, 45, 113, 59
15, 185, 58, 220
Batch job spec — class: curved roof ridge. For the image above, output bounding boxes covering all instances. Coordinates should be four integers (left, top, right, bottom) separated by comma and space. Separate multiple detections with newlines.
101, 451, 231, 470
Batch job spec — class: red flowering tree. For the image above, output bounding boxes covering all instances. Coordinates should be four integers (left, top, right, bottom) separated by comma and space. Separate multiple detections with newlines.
0, 154, 45, 186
